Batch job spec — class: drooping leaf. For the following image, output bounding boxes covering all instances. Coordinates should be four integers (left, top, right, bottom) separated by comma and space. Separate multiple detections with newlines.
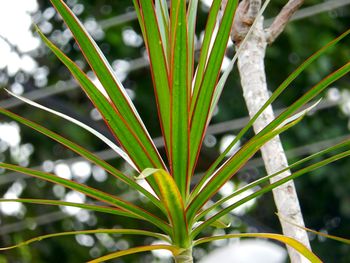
0, 229, 170, 251
87, 245, 181, 263
5, 89, 137, 171
196, 138, 350, 221
193, 233, 321, 262
277, 213, 350, 245
0, 198, 142, 219
0, 163, 170, 234
0, 107, 165, 214
192, 149, 350, 237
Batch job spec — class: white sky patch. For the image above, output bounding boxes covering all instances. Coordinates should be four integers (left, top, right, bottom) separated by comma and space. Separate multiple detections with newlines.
0, 0, 40, 75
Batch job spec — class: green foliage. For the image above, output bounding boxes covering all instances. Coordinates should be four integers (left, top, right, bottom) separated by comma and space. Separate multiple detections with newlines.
1, 0, 349, 261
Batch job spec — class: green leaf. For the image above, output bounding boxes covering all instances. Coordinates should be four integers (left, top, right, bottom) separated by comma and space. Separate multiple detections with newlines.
190, 61, 350, 208
200, 29, 350, 199
87, 245, 181, 263
0, 107, 165, 214
189, 0, 239, 176
5, 88, 137, 171
187, 0, 199, 86
136, 169, 189, 247
277, 213, 350, 245
0, 229, 170, 251
0, 198, 142, 219
192, 149, 350, 237
191, 0, 222, 109
0, 163, 170, 234
136, 0, 171, 155
196, 138, 350, 221
169, 0, 190, 198
155, 0, 170, 63
257, 62, 350, 140
193, 233, 322, 262
187, 113, 306, 224
209, 0, 272, 119
49, 0, 166, 171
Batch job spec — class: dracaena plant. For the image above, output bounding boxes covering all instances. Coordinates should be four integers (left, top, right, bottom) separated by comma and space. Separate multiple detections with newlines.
0, 0, 349, 262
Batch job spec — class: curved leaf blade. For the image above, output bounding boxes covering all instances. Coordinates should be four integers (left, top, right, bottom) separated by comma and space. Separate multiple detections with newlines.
0, 229, 170, 251
0, 163, 170, 234
137, 169, 189, 247
193, 233, 321, 262
0, 107, 165, 214
0, 198, 142, 219
192, 149, 350, 237
49, 0, 166, 171
87, 245, 180, 263
187, 114, 306, 223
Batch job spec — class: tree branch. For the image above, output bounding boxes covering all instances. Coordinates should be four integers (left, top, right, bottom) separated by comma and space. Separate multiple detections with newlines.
222, 0, 311, 261
265, 0, 304, 44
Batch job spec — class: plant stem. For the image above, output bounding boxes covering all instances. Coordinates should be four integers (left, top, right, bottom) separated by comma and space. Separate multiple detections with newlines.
236, 14, 311, 262
174, 247, 193, 263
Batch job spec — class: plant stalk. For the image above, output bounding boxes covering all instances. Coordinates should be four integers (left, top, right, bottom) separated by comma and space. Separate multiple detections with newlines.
174, 247, 193, 263
236, 15, 311, 263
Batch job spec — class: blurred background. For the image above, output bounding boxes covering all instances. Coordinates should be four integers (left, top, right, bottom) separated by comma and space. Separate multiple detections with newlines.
0, 0, 349, 262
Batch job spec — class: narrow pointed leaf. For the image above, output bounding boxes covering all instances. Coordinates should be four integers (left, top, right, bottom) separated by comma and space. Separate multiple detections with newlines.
137, 0, 171, 154
190, 61, 350, 204
277, 213, 350, 245
191, 0, 222, 102
193, 233, 321, 262
0, 198, 142, 219
192, 150, 350, 237
187, 114, 305, 223
197, 138, 350, 221
88, 245, 180, 263
155, 0, 170, 63
170, 0, 190, 198
136, 169, 189, 247
209, 0, 272, 119
0, 163, 170, 234
0, 107, 165, 213
6, 89, 137, 171
0, 229, 170, 251
49, 0, 165, 171
189, 0, 239, 175
187, 0, 199, 87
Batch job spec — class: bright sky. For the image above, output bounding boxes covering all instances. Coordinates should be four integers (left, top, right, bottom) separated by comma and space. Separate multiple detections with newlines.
0, 0, 39, 75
